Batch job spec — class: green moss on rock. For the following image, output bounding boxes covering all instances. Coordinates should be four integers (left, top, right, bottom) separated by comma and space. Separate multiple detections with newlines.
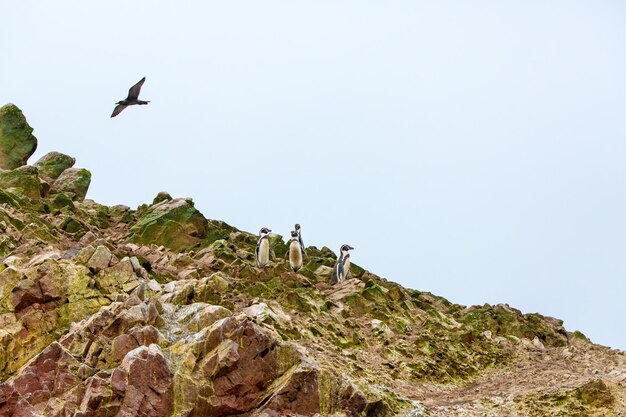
48, 192, 75, 212
0, 166, 43, 199
577, 380, 614, 408
269, 233, 288, 258
457, 304, 567, 347
33, 151, 75, 181
0, 188, 21, 207
0, 104, 37, 170
51, 168, 91, 201
129, 198, 208, 252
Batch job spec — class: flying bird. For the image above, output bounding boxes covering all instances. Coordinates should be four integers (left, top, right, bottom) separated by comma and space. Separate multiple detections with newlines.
111, 77, 150, 117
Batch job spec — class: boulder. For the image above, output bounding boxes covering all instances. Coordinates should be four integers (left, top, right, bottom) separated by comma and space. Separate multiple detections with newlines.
0, 165, 43, 199
51, 167, 91, 201
129, 198, 208, 252
33, 151, 75, 181
87, 245, 113, 273
0, 104, 37, 170
111, 344, 173, 417
0, 342, 81, 416
152, 191, 172, 205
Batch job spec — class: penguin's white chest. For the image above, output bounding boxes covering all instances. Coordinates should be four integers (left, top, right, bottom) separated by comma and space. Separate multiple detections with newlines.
289, 241, 303, 271
342, 258, 351, 280
258, 239, 270, 266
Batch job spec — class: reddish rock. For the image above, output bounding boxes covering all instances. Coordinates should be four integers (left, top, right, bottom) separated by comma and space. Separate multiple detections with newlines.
113, 344, 173, 417
0, 342, 81, 416
189, 320, 280, 416
12, 279, 43, 313
111, 326, 161, 363
75, 375, 115, 416
261, 366, 321, 416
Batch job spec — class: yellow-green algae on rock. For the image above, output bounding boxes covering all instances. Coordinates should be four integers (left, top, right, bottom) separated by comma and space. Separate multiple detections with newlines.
0, 103, 37, 170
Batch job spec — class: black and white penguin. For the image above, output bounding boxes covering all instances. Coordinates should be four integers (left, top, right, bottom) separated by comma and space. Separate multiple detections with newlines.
330, 244, 354, 285
256, 227, 271, 267
289, 230, 303, 272
294, 223, 305, 253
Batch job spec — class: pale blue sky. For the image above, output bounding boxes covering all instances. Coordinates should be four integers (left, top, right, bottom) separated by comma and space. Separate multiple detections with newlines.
3, 1, 625, 349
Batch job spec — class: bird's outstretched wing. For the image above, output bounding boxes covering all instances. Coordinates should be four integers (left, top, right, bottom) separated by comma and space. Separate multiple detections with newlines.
127, 77, 146, 100
111, 104, 128, 118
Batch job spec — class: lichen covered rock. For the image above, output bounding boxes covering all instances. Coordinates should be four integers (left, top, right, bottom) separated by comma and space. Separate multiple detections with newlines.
0, 165, 43, 199
51, 167, 92, 201
129, 198, 208, 252
0, 104, 37, 170
34, 151, 76, 181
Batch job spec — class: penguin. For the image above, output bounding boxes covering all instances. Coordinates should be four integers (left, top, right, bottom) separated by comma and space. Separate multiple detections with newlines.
288, 230, 303, 272
294, 223, 305, 253
111, 77, 150, 117
330, 244, 354, 285
255, 227, 272, 267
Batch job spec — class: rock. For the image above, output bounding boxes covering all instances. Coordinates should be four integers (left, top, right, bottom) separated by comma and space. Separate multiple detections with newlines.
96, 258, 140, 294
176, 320, 283, 415
0, 166, 43, 199
0, 104, 37, 170
147, 279, 162, 293
48, 192, 75, 211
577, 380, 614, 408
268, 233, 288, 258
51, 167, 92, 201
371, 319, 392, 338
152, 191, 172, 205
12, 278, 44, 313
111, 344, 173, 417
532, 336, 545, 350
76, 375, 115, 416
315, 265, 334, 279
179, 304, 232, 332
73, 244, 96, 264
110, 204, 133, 223
0, 342, 81, 416
111, 326, 162, 362
260, 364, 323, 416
25, 250, 61, 268
87, 245, 113, 273
33, 151, 75, 181
129, 198, 208, 252
243, 302, 292, 328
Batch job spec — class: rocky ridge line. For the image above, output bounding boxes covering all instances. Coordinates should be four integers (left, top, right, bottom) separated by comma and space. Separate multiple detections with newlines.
0, 103, 624, 416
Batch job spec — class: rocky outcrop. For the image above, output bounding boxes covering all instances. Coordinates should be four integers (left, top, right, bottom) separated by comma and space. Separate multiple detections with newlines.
129, 198, 208, 252
51, 167, 92, 201
152, 191, 172, 205
0, 342, 81, 417
0, 104, 624, 417
0, 104, 37, 170
34, 151, 76, 181
112, 344, 173, 417
0, 165, 44, 199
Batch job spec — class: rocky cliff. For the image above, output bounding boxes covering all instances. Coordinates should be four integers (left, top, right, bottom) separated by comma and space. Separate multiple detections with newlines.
0, 103, 624, 417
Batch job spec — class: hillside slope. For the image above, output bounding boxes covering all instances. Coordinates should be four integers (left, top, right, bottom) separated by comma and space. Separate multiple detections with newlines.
0, 103, 624, 417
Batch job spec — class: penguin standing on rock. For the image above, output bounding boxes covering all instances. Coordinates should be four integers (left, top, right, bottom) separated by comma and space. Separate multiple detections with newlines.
330, 244, 354, 285
256, 227, 271, 267
289, 230, 303, 272
294, 224, 305, 253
